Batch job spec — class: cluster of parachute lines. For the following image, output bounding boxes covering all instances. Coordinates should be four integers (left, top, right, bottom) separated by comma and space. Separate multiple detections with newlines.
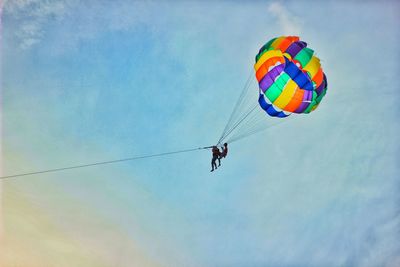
216, 71, 289, 146
1, 35, 327, 180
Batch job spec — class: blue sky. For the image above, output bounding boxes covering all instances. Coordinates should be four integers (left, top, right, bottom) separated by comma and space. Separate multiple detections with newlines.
1, 1, 400, 266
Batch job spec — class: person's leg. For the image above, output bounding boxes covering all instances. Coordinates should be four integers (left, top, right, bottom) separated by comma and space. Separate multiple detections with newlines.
212, 156, 218, 171
211, 156, 217, 171
218, 156, 221, 166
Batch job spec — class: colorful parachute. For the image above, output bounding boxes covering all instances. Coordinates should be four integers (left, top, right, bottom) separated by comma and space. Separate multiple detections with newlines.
255, 36, 327, 118
217, 36, 328, 144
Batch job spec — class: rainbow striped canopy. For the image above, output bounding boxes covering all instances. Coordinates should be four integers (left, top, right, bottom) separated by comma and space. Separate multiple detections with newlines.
255, 36, 327, 118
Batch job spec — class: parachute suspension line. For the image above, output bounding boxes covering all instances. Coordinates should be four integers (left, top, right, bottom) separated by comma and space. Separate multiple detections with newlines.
217, 70, 254, 145
217, 71, 260, 145
226, 117, 291, 144
225, 113, 264, 143
218, 102, 259, 144
0, 146, 210, 180
216, 69, 296, 145
226, 101, 264, 136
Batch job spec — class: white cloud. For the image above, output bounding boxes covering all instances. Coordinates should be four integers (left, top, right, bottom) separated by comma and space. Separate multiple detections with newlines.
15, 22, 43, 49
4, 0, 159, 52
268, 1, 302, 35
4, 0, 69, 49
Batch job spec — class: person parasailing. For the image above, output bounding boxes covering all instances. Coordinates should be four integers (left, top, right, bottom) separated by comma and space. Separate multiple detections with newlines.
210, 146, 221, 172
217, 143, 228, 167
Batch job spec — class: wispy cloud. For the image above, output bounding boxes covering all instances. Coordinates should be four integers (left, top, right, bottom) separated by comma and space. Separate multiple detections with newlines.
4, 0, 68, 49
268, 1, 302, 35
4, 0, 161, 51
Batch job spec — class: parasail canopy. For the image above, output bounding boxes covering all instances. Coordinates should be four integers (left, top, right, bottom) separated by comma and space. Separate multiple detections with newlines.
217, 36, 328, 144
255, 36, 328, 118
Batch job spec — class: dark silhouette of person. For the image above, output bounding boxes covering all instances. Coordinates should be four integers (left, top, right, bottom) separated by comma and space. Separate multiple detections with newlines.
218, 143, 228, 166
211, 146, 221, 172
